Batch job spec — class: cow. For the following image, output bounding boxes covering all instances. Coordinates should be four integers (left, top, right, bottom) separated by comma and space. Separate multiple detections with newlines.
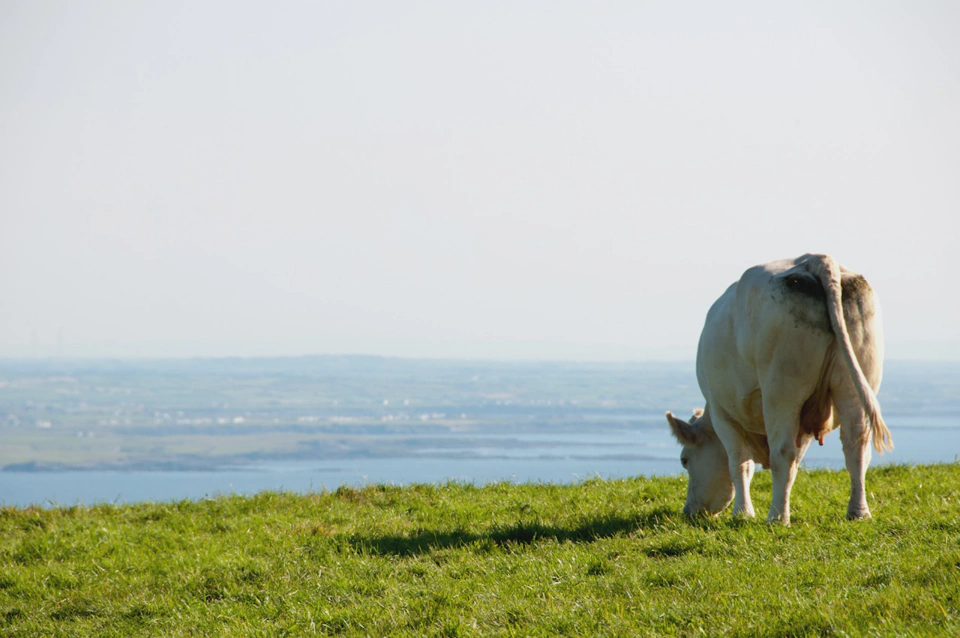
666, 254, 892, 524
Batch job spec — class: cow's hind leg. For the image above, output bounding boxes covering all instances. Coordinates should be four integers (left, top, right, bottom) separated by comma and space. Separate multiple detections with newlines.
837, 400, 873, 519
711, 412, 757, 517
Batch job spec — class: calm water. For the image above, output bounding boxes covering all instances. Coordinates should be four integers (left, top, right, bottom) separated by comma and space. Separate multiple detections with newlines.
2, 414, 957, 507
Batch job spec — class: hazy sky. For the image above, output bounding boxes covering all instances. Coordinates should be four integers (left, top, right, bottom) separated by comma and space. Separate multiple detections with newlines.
2, 1, 958, 360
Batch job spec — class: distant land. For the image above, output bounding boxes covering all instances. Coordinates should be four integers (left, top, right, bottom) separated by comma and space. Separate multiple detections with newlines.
1, 356, 958, 472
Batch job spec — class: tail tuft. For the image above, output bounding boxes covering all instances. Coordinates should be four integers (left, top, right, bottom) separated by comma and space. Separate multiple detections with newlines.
868, 403, 894, 453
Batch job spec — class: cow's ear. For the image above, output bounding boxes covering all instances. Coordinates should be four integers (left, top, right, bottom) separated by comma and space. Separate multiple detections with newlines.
666, 411, 702, 445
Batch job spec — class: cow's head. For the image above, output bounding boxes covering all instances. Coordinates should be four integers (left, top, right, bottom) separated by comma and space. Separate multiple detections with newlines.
666, 409, 734, 516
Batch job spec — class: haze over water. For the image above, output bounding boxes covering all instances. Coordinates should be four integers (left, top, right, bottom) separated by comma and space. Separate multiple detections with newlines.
2, 2, 959, 362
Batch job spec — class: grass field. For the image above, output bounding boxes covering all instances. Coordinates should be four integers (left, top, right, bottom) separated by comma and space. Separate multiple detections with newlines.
3, 464, 960, 636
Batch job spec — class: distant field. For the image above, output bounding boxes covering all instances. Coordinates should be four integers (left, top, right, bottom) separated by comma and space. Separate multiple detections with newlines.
3, 464, 960, 636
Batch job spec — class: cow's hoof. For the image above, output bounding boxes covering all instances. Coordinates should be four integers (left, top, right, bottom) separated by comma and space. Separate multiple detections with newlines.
846, 507, 872, 520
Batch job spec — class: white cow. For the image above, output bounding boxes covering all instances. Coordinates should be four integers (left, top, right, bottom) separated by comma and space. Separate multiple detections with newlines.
666, 254, 892, 524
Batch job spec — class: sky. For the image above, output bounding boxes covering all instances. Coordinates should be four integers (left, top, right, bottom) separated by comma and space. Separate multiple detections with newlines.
1, 1, 958, 361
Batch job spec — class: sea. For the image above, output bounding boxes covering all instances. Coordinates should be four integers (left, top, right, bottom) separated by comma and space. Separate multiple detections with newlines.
1, 359, 957, 507
3, 413, 958, 509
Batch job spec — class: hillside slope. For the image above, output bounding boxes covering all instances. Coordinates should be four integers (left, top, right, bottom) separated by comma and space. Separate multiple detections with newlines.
3, 464, 960, 636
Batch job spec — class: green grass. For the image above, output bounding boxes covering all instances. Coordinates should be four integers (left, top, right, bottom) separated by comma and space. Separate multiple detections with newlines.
3, 464, 960, 636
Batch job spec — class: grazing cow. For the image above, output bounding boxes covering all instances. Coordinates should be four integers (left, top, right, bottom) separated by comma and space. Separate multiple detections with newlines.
666, 254, 892, 524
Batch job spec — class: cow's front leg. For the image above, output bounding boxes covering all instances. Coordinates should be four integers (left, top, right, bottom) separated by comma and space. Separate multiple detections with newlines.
730, 456, 756, 517
710, 414, 756, 517
838, 404, 873, 519
766, 427, 800, 525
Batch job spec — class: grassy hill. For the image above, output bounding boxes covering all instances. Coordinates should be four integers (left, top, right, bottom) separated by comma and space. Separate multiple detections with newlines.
3, 464, 960, 636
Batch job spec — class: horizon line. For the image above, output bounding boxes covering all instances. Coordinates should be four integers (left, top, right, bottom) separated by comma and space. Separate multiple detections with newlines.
1, 353, 958, 365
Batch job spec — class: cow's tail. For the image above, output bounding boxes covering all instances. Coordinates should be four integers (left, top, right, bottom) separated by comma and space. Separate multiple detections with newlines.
808, 255, 893, 453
